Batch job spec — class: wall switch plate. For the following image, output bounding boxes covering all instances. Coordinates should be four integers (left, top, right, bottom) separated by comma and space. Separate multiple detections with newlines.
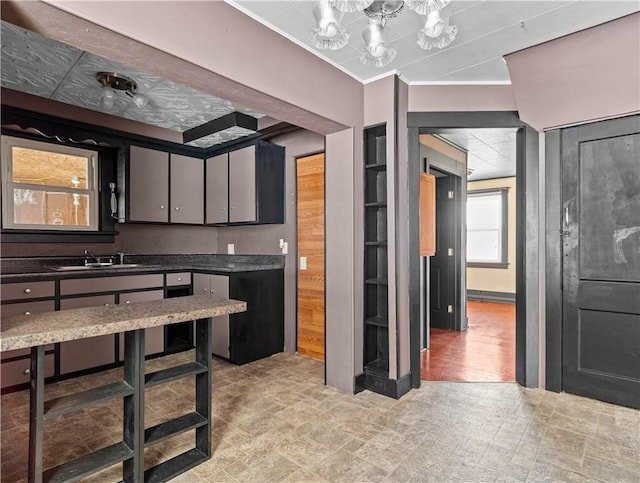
300, 256, 307, 270
227, 243, 235, 254
279, 239, 285, 249
282, 241, 288, 255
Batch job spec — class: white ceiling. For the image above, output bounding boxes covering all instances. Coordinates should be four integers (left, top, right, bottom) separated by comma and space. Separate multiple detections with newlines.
230, 0, 639, 83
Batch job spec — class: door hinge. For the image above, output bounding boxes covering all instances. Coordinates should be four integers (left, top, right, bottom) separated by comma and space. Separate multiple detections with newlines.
447, 248, 454, 257
448, 191, 455, 199
447, 305, 454, 313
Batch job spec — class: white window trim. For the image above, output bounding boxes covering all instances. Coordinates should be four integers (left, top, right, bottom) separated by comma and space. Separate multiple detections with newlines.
1, 136, 99, 231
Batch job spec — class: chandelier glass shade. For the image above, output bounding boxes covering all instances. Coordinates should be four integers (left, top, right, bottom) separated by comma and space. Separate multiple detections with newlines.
311, 0, 458, 67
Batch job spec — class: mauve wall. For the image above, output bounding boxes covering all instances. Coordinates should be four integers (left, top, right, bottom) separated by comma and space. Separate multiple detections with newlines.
505, 13, 640, 130
408, 85, 518, 112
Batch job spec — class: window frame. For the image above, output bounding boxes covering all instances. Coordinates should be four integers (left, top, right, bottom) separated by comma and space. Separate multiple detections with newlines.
466, 187, 509, 269
1, 135, 100, 232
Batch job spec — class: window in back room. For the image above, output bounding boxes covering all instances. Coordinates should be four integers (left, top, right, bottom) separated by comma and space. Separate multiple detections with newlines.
1, 135, 99, 231
467, 188, 508, 267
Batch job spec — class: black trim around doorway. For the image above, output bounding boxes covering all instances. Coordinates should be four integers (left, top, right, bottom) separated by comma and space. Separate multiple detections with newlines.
407, 111, 538, 391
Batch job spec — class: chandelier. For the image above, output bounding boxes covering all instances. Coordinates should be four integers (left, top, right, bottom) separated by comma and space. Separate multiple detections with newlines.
312, 0, 457, 68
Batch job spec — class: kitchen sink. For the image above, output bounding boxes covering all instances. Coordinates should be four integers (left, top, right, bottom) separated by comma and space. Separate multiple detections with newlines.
52, 264, 145, 271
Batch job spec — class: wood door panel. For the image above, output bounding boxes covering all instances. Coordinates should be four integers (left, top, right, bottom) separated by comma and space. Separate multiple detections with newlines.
297, 153, 325, 361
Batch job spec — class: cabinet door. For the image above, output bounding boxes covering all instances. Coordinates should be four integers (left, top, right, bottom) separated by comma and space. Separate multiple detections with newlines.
170, 154, 204, 224
205, 154, 228, 224
210, 275, 230, 358
229, 146, 256, 223
118, 290, 165, 359
1, 300, 56, 360
129, 145, 169, 222
193, 272, 211, 295
59, 295, 116, 374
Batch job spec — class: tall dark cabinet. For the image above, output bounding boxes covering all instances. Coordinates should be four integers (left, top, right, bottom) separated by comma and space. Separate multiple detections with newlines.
363, 124, 390, 386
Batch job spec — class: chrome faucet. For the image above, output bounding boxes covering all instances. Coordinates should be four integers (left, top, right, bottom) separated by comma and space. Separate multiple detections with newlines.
84, 249, 100, 265
116, 251, 125, 265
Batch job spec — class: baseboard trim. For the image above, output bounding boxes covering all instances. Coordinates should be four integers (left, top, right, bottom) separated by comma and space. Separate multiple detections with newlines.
354, 373, 367, 394
363, 371, 412, 399
467, 290, 515, 303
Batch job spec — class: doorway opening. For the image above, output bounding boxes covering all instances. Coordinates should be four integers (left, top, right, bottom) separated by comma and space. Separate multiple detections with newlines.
419, 129, 518, 383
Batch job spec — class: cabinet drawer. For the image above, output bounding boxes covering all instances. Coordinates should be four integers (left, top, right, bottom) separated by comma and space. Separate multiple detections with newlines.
60, 294, 115, 310
120, 289, 164, 305
1, 281, 55, 301
1, 300, 55, 317
166, 272, 191, 287
60, 274, 164, 295
1, 353, 55, 388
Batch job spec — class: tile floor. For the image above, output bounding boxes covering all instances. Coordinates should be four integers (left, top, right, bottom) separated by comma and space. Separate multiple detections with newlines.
1, 351, 639, 482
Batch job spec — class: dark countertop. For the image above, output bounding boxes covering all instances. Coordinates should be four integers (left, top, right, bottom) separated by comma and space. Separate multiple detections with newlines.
0, 254, 285, 283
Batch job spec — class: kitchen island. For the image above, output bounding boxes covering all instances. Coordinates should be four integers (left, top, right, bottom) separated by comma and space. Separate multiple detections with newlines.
0, 295, 246, 483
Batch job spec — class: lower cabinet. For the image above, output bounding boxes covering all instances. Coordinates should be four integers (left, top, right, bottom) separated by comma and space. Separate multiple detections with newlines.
194, 273, 230, 358
118, 289, 165, 360
193, 270, 284, 364
59, 295, 117, 375
1, 354, 55, 388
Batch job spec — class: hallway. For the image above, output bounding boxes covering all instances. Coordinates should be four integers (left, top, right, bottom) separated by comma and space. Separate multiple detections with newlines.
422, 300, 516, 382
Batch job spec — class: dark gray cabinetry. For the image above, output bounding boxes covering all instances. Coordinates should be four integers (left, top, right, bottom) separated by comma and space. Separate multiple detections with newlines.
363, 125, 391, 393
205, 141, 285, 225
129, 145, 169, 222
128, 146, 203, 224
193, 269, 284, 364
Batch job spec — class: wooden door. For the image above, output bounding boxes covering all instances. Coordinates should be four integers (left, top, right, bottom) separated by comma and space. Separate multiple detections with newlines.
129, 146, 169, 222
229, 146, 256, 223
562, 115, 640, 408
170, 153, 204, 224
205, 153, 228, 224
297, 153, 325, 360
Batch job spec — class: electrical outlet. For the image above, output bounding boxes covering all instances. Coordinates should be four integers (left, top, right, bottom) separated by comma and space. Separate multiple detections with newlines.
279, 239, 285, 249
227, 243, 235, 254
282, 241, 288, 255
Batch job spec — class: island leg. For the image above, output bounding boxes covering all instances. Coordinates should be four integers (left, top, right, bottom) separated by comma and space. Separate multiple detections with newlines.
28, 345, 45, 483
195, 318, 212, 458
123, 329, 145, 482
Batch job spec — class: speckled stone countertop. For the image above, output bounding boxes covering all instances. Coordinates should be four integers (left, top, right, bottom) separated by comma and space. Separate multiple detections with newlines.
0, 294, 246, 352
0, 254, 285, 282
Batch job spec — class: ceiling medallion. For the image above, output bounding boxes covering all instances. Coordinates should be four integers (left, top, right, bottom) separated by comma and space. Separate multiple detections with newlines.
312, 0, 458, 68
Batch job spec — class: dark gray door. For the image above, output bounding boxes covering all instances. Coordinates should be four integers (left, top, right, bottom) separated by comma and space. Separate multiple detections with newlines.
562, 115, 640, 408
429, 173, 456, 330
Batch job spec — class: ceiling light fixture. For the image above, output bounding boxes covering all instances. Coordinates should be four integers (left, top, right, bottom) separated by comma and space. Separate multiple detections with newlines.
95, 71, 147, 108
312, 0, 458, 68
182, 111, 258, 147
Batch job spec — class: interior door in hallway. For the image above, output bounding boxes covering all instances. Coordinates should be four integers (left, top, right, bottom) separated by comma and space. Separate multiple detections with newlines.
297, 153, 325, 360
429, 171, 457, 330
562, 115, 640, 408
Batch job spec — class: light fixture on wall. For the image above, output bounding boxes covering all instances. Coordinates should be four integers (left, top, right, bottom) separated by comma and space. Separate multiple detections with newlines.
312, 0, 457, 68
96, 72, 147, 108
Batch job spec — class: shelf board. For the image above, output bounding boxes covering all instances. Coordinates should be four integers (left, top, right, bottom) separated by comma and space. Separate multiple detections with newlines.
365, 316, 388, 327
145, 412, 207, 447
365, 202, 387, 208
44, 381, 134, 420
364, 162, 387, 171
365, 359, 389, 376
365, 278, 388, 285
365, 241, 387, 246
144, 448, 208, 483
145, 361, 207, 388
43, 442, 133, 483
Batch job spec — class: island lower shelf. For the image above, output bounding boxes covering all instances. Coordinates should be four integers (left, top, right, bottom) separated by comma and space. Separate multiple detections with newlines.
0, 294, 247, 483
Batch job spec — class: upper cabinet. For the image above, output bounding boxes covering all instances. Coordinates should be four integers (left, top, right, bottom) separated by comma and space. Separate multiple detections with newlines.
205, 141, 285, 225
125, 140, 284, 226
128, 146, 169, 223
127, 146, 203, 224
170, 153, 204, 224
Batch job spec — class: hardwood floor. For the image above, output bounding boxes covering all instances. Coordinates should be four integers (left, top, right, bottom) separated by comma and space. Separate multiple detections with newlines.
421, 300, 515, 382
